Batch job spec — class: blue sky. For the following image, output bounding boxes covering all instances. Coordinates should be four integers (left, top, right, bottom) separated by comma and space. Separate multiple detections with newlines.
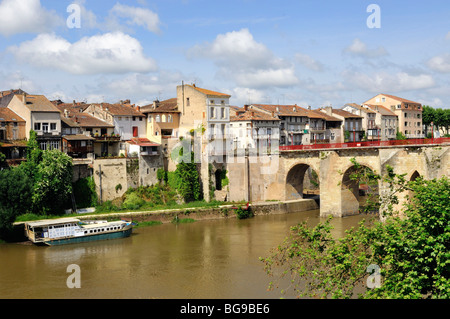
0, 0, 449, 109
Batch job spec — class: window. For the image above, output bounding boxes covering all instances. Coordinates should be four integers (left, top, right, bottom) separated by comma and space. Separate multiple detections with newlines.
405, 121, 408, 127
132, 126, 138, 137
155, 115, 160, 122
42, 123, 49, 133
132, 116, 136, 121
50, 123, 57, 131
221, 108, 225, 119
186, 98, 190, 106
382, 97, 386, 102
210, 107, 215, 118
34, 123, 41, 131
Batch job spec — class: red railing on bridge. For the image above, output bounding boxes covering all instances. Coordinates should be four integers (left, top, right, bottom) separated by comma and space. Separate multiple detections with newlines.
279, 138, 450, 151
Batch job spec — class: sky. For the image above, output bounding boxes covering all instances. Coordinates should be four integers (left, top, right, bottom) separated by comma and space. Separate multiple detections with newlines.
0, 0, 449, 109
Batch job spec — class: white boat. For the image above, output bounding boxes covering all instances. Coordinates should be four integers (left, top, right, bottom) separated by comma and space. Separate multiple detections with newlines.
24, 217, 133, 246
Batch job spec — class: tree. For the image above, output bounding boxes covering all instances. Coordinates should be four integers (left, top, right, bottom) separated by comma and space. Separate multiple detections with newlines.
261, 160, 450, 299
422, 105, 435, 137
175, 151, 201, 203
0, 168, 33, 238
21, 130, 42, 179
32, 149, 73, 215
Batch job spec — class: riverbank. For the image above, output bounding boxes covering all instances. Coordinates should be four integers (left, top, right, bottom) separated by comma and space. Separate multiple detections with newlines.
76, 198, 319, 224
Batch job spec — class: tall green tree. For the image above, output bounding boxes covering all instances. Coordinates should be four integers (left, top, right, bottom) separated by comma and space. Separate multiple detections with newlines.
175, 151, 201, 203
261, 161, 450, 299
32, 149, 73, 215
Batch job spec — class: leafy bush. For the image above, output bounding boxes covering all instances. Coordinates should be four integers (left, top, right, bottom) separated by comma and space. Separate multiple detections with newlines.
122, 192, 146, 210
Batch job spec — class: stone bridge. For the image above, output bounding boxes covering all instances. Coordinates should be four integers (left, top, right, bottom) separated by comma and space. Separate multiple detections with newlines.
227, 142, 450, 217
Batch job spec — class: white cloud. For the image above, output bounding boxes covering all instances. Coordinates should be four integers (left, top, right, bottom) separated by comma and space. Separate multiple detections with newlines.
0, 0, 63, 36
344, 38, 388, 58
188, 28, 298, 89
295, 53, 324, 72
110, 3, 161, 34
343, 70, 435, 93
427, 54, 450, 73
9, 32, 157, 75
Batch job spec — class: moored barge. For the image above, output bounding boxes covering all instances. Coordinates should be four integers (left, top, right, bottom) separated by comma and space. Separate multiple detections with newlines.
24, 217, 133, 246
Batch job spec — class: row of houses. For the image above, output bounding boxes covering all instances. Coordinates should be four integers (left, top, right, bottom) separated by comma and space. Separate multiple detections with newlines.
0, 85, 424, 165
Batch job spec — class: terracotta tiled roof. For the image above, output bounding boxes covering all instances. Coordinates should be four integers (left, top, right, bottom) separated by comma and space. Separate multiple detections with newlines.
327, 109, 362, 119
140, 98, 179, 113
91, 103, 145, 117
307, 109, 341, 122
251, 104, 310, 117
127, 138, 160, 146
230, 109, 280, 122
19, 94, 61, 112
0, 108, 25, 122
344, 103, 376, 114
188, 85, 231, 97
364, 104, 397, 116
379, 93, 421, 105
55, 104, 114, 128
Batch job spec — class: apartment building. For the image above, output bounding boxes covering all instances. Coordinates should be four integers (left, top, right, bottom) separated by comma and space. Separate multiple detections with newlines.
362, 104, 398, 140
320, 107, 363, 142
0, 107, 26, 161
249, 104, 310, 145
140, 98, 180, 144
4, 92, 62, 151
229, 106, 280, 152
84, 101, 146, 141
342, 103, 378, 139
363, 94, 423, 138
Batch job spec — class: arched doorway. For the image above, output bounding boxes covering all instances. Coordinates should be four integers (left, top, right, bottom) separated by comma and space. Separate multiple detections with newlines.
341, 163, 379, 215
286, 163, 320, 201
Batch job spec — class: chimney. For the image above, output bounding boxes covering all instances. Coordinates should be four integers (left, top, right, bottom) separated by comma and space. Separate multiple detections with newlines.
251, 111, 255, 117
22, 92, 27, 105
276, 106, 279, 112
308, 105, 311, 110
73, 100, 76, 106
64, 109, 69, 118
120, 100, 124, 106
244, 105, 249, 111
271, 111, 275, 117
325, 106, 332, 116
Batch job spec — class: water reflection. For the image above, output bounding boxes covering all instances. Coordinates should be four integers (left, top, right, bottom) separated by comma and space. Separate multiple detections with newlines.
0, 210, 370, 299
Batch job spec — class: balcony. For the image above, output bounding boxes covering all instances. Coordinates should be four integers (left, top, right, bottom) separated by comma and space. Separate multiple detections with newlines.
92, 134, 121, 142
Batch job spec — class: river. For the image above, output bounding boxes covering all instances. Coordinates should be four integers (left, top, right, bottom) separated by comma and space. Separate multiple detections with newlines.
0, 209, 369, 299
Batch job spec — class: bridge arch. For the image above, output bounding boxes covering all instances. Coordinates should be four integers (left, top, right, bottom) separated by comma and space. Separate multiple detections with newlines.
285, 162, 320, 201
340, 162, 380, 215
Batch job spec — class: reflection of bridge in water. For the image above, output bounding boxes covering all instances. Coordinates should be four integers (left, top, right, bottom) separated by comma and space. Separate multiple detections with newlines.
228, 138, 450, 217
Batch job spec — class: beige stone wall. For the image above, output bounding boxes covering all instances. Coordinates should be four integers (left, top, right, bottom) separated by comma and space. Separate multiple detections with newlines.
93, 158, 129, 202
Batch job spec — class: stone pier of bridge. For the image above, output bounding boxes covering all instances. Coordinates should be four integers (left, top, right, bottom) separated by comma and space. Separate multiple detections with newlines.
227, 144, 450, 217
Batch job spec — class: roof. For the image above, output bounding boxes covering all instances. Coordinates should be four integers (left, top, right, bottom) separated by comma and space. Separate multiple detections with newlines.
306, 109, 341, 122
19, 94, 61, 112
364, 104, 397, 116
140, 98, 179, 113
344, 103, 376, 114
188, 84, 231, 97
56, 106, 114, 128
26, 217, 80, 227
0, 108, 25, 122
327, 108, 362, 119
251, 104, 310, 117
91, 103, 145, 117
230, 109, 280, 122
63, 134, 95, 141
370, 94, 421, 105
127, 138, 160, 147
